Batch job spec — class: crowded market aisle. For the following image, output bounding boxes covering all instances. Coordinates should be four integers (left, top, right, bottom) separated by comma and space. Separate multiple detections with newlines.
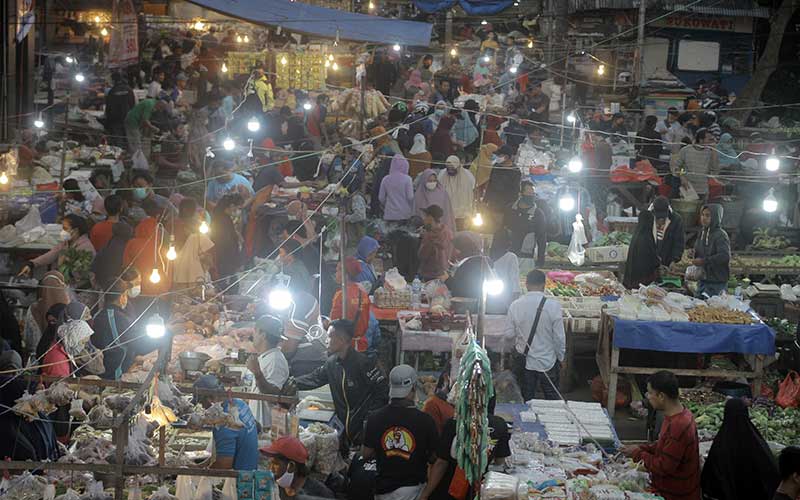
0, 3, 799, 500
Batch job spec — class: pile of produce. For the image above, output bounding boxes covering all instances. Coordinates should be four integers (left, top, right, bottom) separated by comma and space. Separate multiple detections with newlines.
687, 399, 800, 444
768, 255, 800, 267
766, 317, 797, 341
59, 248, 94, 284
752, 228, 791, 250
546, 241, 569, 259
169, 300, 223, 337
590, 231, 632, 248
546, 280, 581, 297
331, 88, 391, 118
687, 306, 754, 325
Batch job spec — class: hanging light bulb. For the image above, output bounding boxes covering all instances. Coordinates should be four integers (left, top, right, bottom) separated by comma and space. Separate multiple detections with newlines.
527, 39, 534, 49
393, 44, 401, 52
149, 268, 161, 284
34, 114, 44, 128
481, 19, 488, 25
483, 55, 491, 63
247, 117, 260, 132
332, 62, 339, 71
472, 213, 483, 227
194, 20, 205, 30
514, 1, 519, 5
100, 27, 108, 36
328, 54, 335, 61
324, 60, 331, 68
199, 220, 210, 234
483, 278, 504, 297
765, 155, 780, 172
280, 56, 288, 66
244, 35, 249, 43
166, 244, 177, 261
236, 34, 243, 43
450, 47, 458, 57
510, 66, 518, 74
597, 64, 606, 76
763, 188, 778, 213
75, 73, 85, 83
146, 314, 166, 339
205, 147, 215, 159
567, 113, 576, 124
368, 1, 375, 10
223, 136, 235, 150
268, 287, 293, 311
65, 55, 74, 64
567, 156, 583, 173
0, 172, 8, 185
559, 194, 576, 212
94, 15, 101, 23
221, 62, 228, 73
303, 101, 313, 110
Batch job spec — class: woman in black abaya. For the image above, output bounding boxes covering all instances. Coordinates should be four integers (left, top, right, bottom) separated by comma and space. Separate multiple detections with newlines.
700, 398, 779, 500
622, 210, 659, 289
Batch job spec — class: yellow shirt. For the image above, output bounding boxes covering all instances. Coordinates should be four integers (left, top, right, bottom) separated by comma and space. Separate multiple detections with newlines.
254, 77, 274, 112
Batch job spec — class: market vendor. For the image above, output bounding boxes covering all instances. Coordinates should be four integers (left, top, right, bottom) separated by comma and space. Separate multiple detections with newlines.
774, 446, 800, 500
261, 436, 334, 499
621, 371, 701, 500
693, 204, 730, 297
246, 315, 289, 430
267, 289, 326, 377
194, 374, 259, 471
293, 319, 388, 447
279, 240, 312, 294
418, 205, 454, 282
509, 181, 547, 265
651, 196, 685, 267
18, 214, 96, 282
354, 236, 380, 293
124, 98, 168, 155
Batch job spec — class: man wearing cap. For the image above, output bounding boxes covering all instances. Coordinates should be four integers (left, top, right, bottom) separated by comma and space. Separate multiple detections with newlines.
246, 315, 290, 430
293, 319, 388, 448
515, 81, 550, 122
362, 365, 438, 500
261, 436, 334, 499
651, 196, 685, 268
193, 374, 259, 470
484, 144, 522, 221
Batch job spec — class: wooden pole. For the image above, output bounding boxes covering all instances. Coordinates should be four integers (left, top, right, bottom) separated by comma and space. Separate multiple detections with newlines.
58, 90, 70, 190
339, 205, 347, 318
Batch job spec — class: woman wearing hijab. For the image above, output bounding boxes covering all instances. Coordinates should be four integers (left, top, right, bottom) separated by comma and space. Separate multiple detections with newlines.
471, 143, 499, 192
700, 398, 780, 500
429, 101, 447, 132
378, 154, 415, 223
451, 109, 479, 155
408, 134, 432, 178
23, 271, 71, 357
418, 205, 453, 281
37, 302, 97, 378
430, 115, 456, 163
92, 223, 134, 291
717, 133, 739, 169
439, 156, 476, 230
446, 231, 485, 299
483, 115, 504, 147
623, 210, 660, 289
211, 193, 244, 293
370, 126, 401, 217
472, 56, 492, 88
414, 168, 456, 232
354, 236, 380, 293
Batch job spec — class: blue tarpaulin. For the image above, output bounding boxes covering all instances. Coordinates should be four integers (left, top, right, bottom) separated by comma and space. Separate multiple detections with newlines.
613, 318, 775, 355
186, 0, 433, 47
413, 0, 515, 15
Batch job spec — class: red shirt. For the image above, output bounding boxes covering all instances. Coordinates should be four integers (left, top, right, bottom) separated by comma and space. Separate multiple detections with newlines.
42, 344, 72, 377
633, 408, 701, 500
90, 220, 115, 251
331, 283, 370, 352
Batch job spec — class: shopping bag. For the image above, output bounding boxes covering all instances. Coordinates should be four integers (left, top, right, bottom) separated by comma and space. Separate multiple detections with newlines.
220, 478, 237, 500
684, 265, 705, 281
776, 370, 800, 408
679, 183, 699, 201
448, 466, 469, 500
132, 149, 149, 172
567, 214, 587, 266
176, 475, 196, 500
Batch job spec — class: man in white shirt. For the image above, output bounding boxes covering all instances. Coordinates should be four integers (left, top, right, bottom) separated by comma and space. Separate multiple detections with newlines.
246, 315, 290, 430
506, 270, 566, 400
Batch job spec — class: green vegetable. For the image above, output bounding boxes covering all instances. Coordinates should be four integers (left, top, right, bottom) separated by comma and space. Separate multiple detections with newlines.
753, 228, 790, 250
59, 248, 94, 285
590, 231, 632, 248
687, 400, 800, 444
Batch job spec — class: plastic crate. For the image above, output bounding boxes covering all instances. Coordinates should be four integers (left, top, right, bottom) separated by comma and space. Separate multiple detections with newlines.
585, 245, 629, 263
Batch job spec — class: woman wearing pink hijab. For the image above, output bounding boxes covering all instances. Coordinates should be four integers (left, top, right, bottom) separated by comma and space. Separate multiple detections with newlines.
413, 168, 456, 232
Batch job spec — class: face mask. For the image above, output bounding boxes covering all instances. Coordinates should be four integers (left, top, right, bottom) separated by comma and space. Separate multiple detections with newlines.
133, 187, 148, 200
128, 285, 141, 298
492, 156, 505, 165
447, 168, 458, 176
59, 229, 72, 242
426, 181, 438, 191
434, 109, 445, 117
276, 465, 295, 489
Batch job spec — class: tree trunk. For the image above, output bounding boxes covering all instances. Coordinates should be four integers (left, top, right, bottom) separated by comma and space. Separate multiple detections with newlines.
733, 0, 798, 125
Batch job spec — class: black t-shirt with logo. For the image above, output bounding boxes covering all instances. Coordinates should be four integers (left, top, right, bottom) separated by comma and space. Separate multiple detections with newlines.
363, 401, 439, 494
430, 416, 512, 500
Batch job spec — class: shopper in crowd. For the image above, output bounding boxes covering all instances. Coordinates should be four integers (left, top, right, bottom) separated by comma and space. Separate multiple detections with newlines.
104, 72, 136, 146
418, 205, 454, 282
193, 374, 259, 470
330, 258, 371, 353
408, 133, 433, 179
609, 113, 628, 142
471, 143, 498, 192
774, 446, 800, 500
489, 228, 522, 313
430, 114, 456, 162
61, 179, 93, 219
509, 181, 548, 265
131, 171, 177, 216
278, 240, 313, 294
438, 156, 475, 230
206, 161, 254, 207
693, 204, 730, 298
421, 363, 454, 435
484, 144, 522, 220
125, 98, 167, 154
89, 194, 127, 251
623, 210, 660, 289
92, 280, 137, 380
622, 371, 701, 500
22, 271, 71, 356
286, 200, 317, 245
651, 196, 685, 267
515, 81, 550, 122
123, 200, 170, 296
254, 66, 275, 113
414, 169, 455, 232
210, 193, 244, 292
655, 107, 680, 138
294, 319, 388, 447
172, 207, 215, 291
354, 236, 380, 294
446, 231, 484, 300
246, 315, 289, 430
636, 115, 663, 163
19, 214, 95, 282
701, 398, 779, 500
507, 270, 566, 400
717, 132, 740, 169
672, 128, 719, 200
379, 154, 415, 224
363, 364, 439, 500
262, 436, 334, 500
91, 223, 134, 291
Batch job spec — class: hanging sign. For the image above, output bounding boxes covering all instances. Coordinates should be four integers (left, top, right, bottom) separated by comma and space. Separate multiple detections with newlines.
108, 0, 138, 68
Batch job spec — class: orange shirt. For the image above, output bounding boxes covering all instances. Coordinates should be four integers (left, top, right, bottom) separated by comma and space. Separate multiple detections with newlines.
330, 282, 370, 352
90, 220, 114, 251
422, 395, 454, 435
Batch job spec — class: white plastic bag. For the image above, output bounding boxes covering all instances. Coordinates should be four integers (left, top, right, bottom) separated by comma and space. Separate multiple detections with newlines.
15, 206, 42, 233
685, 265, 704, 281
384, 268, 407, 291
175, 476, 195, 500
132, 150, 149, 171
193, 477, 213, 500
680, 183, 699, 201
567, 214, 587, 266
220, 478, 237, 500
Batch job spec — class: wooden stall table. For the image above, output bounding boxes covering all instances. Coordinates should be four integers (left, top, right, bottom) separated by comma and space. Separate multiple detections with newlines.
596, 311, 775, 417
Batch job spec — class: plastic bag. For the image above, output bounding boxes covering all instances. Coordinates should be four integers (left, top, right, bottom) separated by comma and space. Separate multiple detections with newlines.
0, 224, 16, 242
148, 486, 177, 500
69, 399, 87, 420
220, 478, 237, 500
132, 150, 149, 171
384, 268, 407, 291
480, 472, 519, 500
776, 371, 800, 408
55, 489, 82, 500
680, 183, 699, 201
80, 481, 112, 500
175, 476, 195, 500
493, 370, 524, 403
685, 265, 704, 281
567, 215, 587, 266
15, 206, 42, 234
193, 477, 213, 500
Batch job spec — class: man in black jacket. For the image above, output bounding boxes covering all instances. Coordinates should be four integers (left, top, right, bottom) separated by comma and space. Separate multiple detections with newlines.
105, 73, 136, 147
293, 319, 388, 447
693, 204, 730, 297
651, 196, 685, 267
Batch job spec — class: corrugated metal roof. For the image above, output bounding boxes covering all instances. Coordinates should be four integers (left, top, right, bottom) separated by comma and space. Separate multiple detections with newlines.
569, 0, 770, 18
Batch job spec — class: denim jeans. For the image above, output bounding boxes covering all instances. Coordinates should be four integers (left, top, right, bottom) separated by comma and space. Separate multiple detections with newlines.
697, 280, 727, 298
522, 361, 561, 401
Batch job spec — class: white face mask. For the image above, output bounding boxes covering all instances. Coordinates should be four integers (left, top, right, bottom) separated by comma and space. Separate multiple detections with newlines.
276, 466, 295, 489
425, 181, 438, 191
59, 229, 72, 242
128, 285, 141, 298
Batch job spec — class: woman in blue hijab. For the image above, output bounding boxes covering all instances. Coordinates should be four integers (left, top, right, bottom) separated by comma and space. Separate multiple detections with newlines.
354, 236, 380, 293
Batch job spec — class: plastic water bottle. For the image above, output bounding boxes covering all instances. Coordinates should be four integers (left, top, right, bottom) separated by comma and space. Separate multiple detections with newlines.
734, 282, 743, 301
411, 277, 422, 309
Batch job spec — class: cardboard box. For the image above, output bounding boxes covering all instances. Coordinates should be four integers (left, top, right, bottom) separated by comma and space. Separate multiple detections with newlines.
585, 245, 629, 263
